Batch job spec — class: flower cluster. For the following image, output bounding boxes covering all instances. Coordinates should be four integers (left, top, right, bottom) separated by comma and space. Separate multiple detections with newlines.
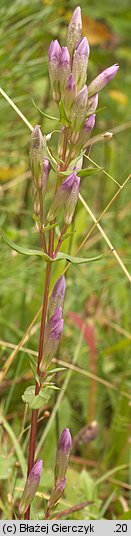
49, 7, 119, 123
40, 275, 66, 372
30, 7, 119, 233
47, 6, 119, 224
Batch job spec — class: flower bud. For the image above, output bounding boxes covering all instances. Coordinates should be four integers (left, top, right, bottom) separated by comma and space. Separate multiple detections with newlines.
70, 115, 95, 158
72, 37, 90, 91
49, 276, 66, 319
87, 93, 98, 115
55, 428, 72, 484
71, 85, 88, 137
48, 478, 66, 510
67, 7, 82, 57
48, 39, 61, 102
64, 74, 76, 115
30, 125, 45, 189
19, 460, 42, 515
78, 114, 96, 146
47, 172, 77, 222
59, 47, 71, 93
88, 64, 119, 97
40, 308, 64, 371
41, 158, 51, 195
64, 175, 80, 226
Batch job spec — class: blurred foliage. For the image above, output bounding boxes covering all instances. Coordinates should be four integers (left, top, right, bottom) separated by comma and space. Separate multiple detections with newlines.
0, 0, 131, 521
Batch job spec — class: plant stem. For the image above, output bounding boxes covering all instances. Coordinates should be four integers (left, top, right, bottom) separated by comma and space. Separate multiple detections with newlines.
53, 223, 67, 258
39, 191, 47, 254
25, 230, 54, 520
25, 125, 68, 519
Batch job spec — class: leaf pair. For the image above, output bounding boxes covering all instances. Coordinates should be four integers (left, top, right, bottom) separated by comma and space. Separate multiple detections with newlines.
0, 230, 107, 265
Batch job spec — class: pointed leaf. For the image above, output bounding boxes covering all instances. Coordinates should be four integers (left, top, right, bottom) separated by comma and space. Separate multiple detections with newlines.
32, 99, 59, 121
0, 230, 51, 261
47, 367, 65, 375
1, 230, 108, 265
58, 168, 101, 178
56, 251, 108, 264
78, 167, 103, 177
59, 101, 70, 126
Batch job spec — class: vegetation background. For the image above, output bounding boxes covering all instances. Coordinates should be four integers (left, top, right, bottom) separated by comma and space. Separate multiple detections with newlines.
0, 0, 131, 520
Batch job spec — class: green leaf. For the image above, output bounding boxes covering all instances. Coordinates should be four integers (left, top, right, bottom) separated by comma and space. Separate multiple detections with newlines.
22, 386, 51, 409
58, 169, 74, 176
1, 230, 108, 264
47, 367, 65, 374
43, 222, 59, 232
46, 145, 57, 171
32, 98, 59, 121
43, 384, 60, 391
29, 393, 50, 409
57, 251, 108, 264
22, 386, 35, 405
0, 230, 51, 261
59, 101, 70, 126
78, 167, 103, 177
58, 167, 102, 178
61, 231, 76, 241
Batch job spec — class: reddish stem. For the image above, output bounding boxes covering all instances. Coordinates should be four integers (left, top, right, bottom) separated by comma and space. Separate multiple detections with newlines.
25, 230, 54, 520
39, 191, 47, 254
53, 224, 67, 258
25, 125, 68, 519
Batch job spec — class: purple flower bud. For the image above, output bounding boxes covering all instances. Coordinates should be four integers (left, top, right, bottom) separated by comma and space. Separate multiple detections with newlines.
60, 47, 70, 66
72, 37, 90, 91
84, 114, 96, 132
49, 307, 62, 326
64, 175, 80, 226
88, 64, 119, 97
87, 93, 98, 115
47, 172, 77, 222
61, 172, 77, 192
71, 85, 88, 135
70, 115, 96, 159
55, 428, 72, 484
19, 460, 42, 514
76, 36, 90, 57
67, 7, 82, 56
59, 47, 71, 93
48, 40, 61, 62
66, 73, 76, 91
48, 39, 61, 102
64, 74, 76, 114
30, 125, 45, 189
48, 478, 66, 510
41, 158, 51, 194
40, 308, 64, 371
49, 276, 66, 319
